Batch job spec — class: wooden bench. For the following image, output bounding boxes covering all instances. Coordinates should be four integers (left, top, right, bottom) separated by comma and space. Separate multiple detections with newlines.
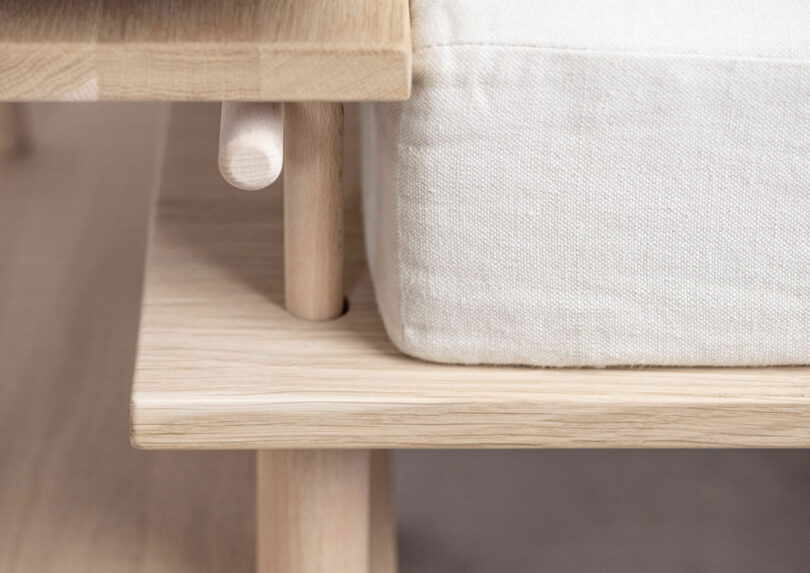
2, 1, 808, 572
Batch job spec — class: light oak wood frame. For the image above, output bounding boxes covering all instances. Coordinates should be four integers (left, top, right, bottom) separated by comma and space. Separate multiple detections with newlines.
133, 100, 809, 568
0, 0, 412, 102
0, 2, 413, 571
132, 106, 810, 450
257, 102, 396, 573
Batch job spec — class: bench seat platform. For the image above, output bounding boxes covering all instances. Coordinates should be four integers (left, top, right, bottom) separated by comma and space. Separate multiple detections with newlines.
130, 105, 810, 450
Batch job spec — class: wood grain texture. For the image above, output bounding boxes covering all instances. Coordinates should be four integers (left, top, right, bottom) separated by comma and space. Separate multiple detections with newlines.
257, 450, 371, 573
0, 103, 254, 572
284, 102, 345, 320
0, 0, 411, 101
131, 104, 810, 450
256, 450, 396, 573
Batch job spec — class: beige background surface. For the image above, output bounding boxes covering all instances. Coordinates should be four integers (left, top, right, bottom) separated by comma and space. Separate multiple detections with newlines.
1, 103, 808, 572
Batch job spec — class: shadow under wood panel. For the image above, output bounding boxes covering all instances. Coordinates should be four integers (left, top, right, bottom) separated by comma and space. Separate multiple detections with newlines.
0, 103, 253, 572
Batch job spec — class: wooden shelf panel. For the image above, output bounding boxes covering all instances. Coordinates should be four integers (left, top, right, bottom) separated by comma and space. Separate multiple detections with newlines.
131, 104, 810, 450
0, 0, 411, 101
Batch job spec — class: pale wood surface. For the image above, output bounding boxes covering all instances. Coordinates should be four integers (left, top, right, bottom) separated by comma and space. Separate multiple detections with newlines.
0, 103, 254, 572
131, 104, 810, 449
219, 102, 283, 191
257, 450, 371, 573
0, 0, 411, 101
284, 102, 345, 320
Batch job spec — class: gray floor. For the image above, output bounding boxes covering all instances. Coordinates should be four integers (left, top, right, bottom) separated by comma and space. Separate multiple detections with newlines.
395, 450, 810, 572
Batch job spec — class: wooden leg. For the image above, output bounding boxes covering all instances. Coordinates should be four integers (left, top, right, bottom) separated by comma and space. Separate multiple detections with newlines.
0, 103, 29, 156
283, 102, 344, 320
257, 450, 372, 573
258, 103, 395, 573
257, 103, 395, 573
256, 450, 397, 573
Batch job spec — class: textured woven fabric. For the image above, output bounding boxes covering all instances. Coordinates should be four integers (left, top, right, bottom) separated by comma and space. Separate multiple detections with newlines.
361, 0, 810, 366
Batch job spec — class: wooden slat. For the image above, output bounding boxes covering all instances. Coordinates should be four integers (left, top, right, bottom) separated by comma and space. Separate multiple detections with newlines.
0, 0, 411, 101
130, 104, 810, 450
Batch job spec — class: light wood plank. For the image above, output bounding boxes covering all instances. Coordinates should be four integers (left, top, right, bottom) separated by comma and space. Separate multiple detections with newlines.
131, 104, 810, 450
0, 103, 254, 572
0, 0, 411, 101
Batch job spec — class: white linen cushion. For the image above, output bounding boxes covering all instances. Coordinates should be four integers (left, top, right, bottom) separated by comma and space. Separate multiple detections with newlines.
360, 0, 810, 367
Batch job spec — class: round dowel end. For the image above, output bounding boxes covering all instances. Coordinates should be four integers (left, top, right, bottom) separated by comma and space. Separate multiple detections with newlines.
218, 102, 284, 191
218, 137, 283, 191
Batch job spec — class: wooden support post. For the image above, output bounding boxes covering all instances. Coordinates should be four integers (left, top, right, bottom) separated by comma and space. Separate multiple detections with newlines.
257, 451, 397, 573
257, 450, 372, 573
0, 103, 29, 156
257, 102, 396, 573
282, 101, 345, 320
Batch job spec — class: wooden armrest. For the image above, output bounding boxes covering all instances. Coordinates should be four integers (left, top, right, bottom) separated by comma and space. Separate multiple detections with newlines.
0, 0, 411, 101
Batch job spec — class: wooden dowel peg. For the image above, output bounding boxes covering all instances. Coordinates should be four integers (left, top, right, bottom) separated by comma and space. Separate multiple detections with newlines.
283, 102, 344, 320
218, 102, 283, 191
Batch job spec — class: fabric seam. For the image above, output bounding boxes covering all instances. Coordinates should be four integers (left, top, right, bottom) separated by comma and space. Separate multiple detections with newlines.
413, 42, 810, 65
389, 112, 407, 355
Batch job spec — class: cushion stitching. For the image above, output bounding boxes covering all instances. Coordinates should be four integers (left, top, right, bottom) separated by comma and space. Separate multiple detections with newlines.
413, 42, 810, 65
